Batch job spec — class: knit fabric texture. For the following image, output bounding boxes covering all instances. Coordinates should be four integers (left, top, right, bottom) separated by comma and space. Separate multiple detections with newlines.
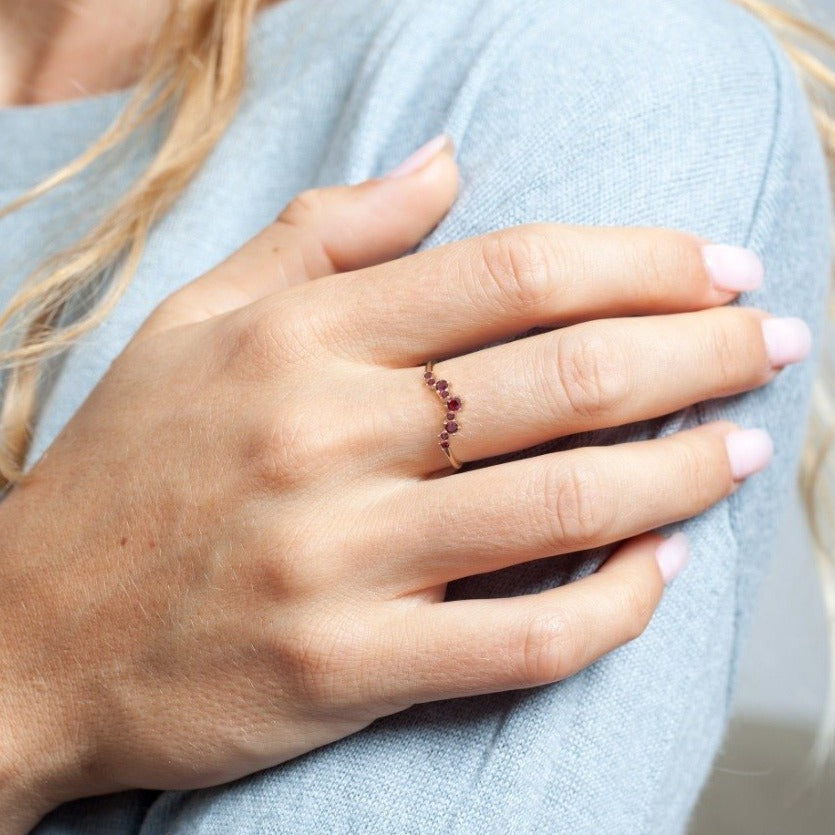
5, 0, 830, 832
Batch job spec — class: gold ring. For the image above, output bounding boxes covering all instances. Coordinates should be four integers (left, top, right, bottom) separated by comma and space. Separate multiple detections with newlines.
423, 360, 463, 469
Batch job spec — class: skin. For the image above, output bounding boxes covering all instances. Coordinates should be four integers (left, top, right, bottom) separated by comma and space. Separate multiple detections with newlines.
0, 4, 800, 833
0, 0, 169, 105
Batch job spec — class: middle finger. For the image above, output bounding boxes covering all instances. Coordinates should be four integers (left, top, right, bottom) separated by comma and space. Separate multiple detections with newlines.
294, 223, 758, 367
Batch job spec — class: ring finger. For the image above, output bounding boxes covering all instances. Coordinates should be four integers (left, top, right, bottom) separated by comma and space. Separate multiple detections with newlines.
384, 305, 804, 474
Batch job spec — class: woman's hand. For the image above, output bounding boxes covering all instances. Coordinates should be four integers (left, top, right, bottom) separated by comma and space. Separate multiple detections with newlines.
0, 136, 805, 829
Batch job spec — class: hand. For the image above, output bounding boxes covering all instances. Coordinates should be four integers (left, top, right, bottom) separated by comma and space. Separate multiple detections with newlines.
0, 137, 801, 829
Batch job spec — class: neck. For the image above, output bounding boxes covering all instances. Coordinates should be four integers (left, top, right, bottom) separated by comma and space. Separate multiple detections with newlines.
0, 0, 168, 106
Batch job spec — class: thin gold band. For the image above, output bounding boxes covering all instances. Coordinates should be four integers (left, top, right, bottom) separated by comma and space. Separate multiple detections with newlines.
423, 359, 463, 469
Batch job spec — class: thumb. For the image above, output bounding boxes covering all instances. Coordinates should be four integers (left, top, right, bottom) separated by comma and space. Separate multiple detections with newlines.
137, 133, 458, 338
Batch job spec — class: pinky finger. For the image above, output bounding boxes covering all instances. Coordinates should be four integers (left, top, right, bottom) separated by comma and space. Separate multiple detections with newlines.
383, 531, 687, 706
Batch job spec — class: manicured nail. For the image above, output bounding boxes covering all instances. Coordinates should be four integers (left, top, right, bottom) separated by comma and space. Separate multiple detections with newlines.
383, 133, 453, 179
762, 317, 812, 368
702, 244, 764, 293
725, 428, 774, 480
655, 532, 689, 586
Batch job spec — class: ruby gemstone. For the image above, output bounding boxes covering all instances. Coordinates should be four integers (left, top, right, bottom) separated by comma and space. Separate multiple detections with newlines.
439, 431, 449, 440
447, 396, 461, 411
426, 377, 436, 386
446, 412, 455, 421
423, 371, 433, 380
440, 440, 450, 449
445, 420, 458, 434
435, 379, 448, 391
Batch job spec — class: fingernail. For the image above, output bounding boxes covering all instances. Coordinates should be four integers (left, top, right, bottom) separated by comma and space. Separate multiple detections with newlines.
725, 428, 774, 480
702, 244, 764, 293
762, 317, 812, 368
655, 532, 690, 586
383, 133, 453, 179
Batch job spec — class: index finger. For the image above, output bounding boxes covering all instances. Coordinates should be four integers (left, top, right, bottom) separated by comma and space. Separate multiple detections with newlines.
293, 223, 763, 367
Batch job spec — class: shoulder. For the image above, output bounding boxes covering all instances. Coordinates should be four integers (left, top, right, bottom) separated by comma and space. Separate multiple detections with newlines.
396, 0, 827, 249
349, 0, 788, 93
460, 0, 801, 149
428, 0, 797, 158
235, 0, 826, 246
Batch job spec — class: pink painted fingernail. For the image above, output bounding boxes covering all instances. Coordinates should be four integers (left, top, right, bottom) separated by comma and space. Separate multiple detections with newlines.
702, 244, 764, 293
725, 428, 774, 480
383, 133, 453, 179
762, 317, 812, 368
655, 532, 690, 586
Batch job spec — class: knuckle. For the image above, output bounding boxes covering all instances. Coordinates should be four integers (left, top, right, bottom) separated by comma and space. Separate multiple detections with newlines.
642, 243, 672, 293
618, 575, 657, 642
248, 413, 310, 490
276, 614, 365, 707
555, 330, 627, 420
516, 612, 578, 685
541, 461, 607, 549
731, 309, 772, 382
221, 300, 312, 375
629, 231, 700, 299
676, 232, 710, 285
476, 227, 553, 315
704, 313, 746, 391
676, 433, 725, 504
259, 510, 356, 600
247, 407, 340, 490
279, 187, 326, 225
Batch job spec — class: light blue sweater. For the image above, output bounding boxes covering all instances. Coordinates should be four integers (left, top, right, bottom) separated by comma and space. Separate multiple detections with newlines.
3, 0, 829, 832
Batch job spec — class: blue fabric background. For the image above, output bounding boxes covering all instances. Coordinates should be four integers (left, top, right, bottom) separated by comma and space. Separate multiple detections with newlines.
0, 0, 827, 831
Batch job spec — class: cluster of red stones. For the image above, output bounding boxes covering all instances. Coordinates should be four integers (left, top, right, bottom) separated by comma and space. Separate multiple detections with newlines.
423, 368, 462, 452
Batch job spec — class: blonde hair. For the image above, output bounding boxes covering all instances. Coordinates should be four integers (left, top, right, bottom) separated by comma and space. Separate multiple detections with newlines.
1, 0, 834, 757
0, 0, 259, 479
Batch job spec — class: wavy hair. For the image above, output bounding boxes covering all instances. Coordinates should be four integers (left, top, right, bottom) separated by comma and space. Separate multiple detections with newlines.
0, 0, 834, 761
